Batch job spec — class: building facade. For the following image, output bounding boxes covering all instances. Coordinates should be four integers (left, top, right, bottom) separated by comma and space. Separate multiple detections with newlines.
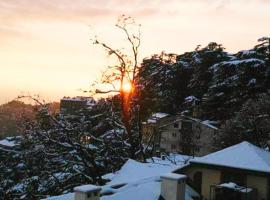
142, 114, 220, 156
175, 142, 270, 200
60, 96, 96, 116
141, 113, 175, 152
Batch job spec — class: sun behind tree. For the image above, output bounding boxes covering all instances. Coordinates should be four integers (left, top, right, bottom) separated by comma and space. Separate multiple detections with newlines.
122, 81, 133, 93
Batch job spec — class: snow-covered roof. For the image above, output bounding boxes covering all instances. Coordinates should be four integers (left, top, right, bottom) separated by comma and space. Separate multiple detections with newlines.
61, 96, 96, 106
152, 112, 169, 119
161, 173, 186, 180
190, 141, 270, 173
106, 156, 189, 186
74, 185, 101, 193
45, 155, 199, 200
147, 119, 157, 123
201, 120, 219, 130
145, 112, 170, 124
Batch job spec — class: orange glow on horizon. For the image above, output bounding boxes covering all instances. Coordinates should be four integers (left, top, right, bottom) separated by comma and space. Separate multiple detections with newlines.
1, 1, 270, 104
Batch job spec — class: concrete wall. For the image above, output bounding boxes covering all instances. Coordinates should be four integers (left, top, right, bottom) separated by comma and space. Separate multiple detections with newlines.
160, 122, 181, 152
184, 167, 221, 200
142, 115, 175, 144
247, 175, 268, 200
201, 168, 221, 200
161, 178, 186, 200
159, 117, 219, 156
195, 124, 218, 156
75, 192, 100, 200
183, 166, 269, 200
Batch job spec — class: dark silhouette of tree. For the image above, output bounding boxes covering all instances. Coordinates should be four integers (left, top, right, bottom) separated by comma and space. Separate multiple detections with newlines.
91, 15, 142, 159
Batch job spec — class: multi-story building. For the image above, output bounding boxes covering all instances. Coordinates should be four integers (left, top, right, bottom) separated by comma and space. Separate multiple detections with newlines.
142, 114, 220, 156
141, 112, 175, 151
159, 116, 220, 156
60, 96, 96, 116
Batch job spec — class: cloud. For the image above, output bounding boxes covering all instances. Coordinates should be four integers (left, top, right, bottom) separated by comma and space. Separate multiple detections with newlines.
0, 0, 162, 22
0, 0, 165, 45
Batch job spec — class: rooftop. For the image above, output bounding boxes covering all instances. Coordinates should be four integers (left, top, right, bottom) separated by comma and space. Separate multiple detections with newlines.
190, 141, 270, 173
74, 185, 101, 193
45, 155, 199, 200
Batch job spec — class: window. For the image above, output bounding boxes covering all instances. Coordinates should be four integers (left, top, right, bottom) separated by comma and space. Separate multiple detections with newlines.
171, 144, 176, 150
182, 121, 192, 130
221, 171, 246, 186
174, 123, 179, 128
172, 132, 177, 137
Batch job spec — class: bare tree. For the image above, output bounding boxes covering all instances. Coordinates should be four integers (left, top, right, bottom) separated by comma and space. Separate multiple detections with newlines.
91, 15, 142, 158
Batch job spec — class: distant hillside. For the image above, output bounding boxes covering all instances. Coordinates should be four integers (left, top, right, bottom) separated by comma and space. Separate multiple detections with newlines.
0, 101, 34, 138
0, 100, 60, 139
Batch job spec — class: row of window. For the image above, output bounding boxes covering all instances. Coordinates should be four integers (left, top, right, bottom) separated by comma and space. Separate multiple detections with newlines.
170, 132, 200, 140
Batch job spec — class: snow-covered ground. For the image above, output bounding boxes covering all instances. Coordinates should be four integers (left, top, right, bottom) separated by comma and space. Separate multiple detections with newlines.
44, 154, 199, 200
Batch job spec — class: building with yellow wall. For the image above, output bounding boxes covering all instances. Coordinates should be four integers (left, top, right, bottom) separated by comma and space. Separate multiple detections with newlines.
174, 142, 270, 200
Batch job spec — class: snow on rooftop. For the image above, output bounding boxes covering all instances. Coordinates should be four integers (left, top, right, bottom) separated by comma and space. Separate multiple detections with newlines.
152, 112, 169, 119
201, 120, 219, 130
45, 155, 198, 200
61, 96, 95, 105
107, 158, 178, 185
161, 173, 186, 180
190, 141, 270, 173
74, 184, 101, 193
147, 119, 157, 123
43, 193, 74, 200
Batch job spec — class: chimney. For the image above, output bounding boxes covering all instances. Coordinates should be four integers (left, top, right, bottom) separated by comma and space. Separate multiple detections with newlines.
161, 173, 187, 200
74, 184, 101, 200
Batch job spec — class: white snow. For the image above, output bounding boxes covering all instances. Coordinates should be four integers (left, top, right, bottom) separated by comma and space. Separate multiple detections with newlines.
0, 139, 16, 147
147, 119, 157, 123
0, 137, 20, 147
258, 37, 270, 42
211, 58, 265, 72
152, 112, 169, 119
146, 112, 170, 124
161, 173, 186, 180
184, 96, 199, 103
107, 158, 180, 185
74, 185, 101, 192
191, 141, 270, 173
44, 155, 199, 200
247, 78, 256, 86
238, 50, 256, 57
44, 193, 74, 200
201, 120, 219, 130
217, 182, 252, 193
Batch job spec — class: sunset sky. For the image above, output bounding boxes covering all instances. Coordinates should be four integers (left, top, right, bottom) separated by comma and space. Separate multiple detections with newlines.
1, 0, 270, 104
